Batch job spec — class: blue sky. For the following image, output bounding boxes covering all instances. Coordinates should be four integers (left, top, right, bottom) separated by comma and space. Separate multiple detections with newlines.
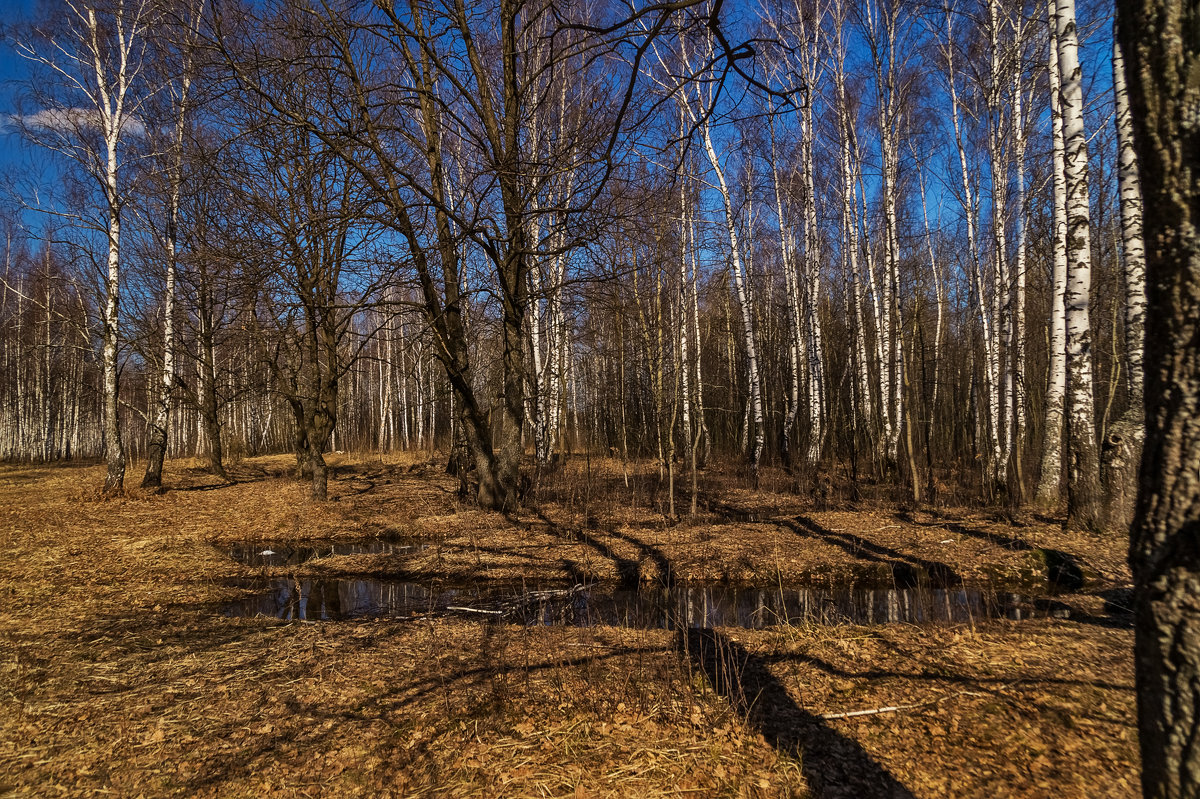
0, 0, 37, 113
1, 0, 51, 232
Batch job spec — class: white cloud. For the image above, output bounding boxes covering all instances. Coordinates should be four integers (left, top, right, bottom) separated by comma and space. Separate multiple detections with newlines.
11, 107, 146, 138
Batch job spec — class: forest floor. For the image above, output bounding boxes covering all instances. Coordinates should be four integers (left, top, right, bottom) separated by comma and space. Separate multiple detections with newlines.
0, 454, 1138, 797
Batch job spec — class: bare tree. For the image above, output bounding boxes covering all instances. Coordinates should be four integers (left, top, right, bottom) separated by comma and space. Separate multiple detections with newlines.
15, 0, 155, 493
142, 0, 204, 489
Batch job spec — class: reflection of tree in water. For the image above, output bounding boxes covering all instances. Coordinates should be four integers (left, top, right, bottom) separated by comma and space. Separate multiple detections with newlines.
226, 579, 1022, 628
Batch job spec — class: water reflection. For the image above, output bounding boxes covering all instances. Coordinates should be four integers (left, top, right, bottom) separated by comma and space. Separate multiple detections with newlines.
226, 539, 427, 568
224, 578, 1050, 628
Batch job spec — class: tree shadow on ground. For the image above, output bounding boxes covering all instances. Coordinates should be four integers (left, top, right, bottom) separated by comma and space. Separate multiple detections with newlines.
680, 627, 916, 799
785, 514, 963, 587
896, 514, 1092, 590
534, 511, 676, 587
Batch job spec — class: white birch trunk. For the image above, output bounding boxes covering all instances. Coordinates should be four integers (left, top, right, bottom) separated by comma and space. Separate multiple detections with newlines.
1054, 0, 1102, 530
800, 73, 826, 468
988, 0, 1012, 486
700, 121, 764, 471
1011, 56, 1030, 495
945, 2, 1001, 483
1112, 33, 1146, 411
833, 17, 875, 439
1036, 8, 1070, 507
767, 110, 803, 468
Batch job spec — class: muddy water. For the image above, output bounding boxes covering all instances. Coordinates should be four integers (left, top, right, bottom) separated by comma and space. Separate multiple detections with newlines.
223, 577, 1058, 628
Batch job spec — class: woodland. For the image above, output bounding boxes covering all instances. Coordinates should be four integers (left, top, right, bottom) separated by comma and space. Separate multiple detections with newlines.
0, 0, 1197, 796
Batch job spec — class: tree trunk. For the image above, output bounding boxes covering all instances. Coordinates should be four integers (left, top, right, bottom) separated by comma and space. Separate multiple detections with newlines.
101, 195, 124, 494
700, 119, 763, 473
1103, 27, 1148, 531
1114, 2, 1200, 795
768, 109, 802, 471
1055, 0, 1102, 532
1036, 5, 1070, 508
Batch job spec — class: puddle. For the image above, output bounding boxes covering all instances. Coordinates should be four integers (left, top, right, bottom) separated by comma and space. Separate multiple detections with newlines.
226, 538, 428, 568
223, 578, 1062, 628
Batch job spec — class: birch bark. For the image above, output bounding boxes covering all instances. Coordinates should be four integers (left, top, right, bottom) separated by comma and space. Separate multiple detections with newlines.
1054, 0, 1103, 531
144, 1, 202, 489
1035, 5, 1069, 507
1101, 26, 1147, 529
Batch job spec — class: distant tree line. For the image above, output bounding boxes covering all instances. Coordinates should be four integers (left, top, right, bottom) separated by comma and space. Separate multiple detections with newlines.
0, 0, 1141, 527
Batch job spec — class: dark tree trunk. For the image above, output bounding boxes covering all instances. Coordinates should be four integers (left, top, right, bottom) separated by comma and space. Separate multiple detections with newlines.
198, 317, 225, 479
141, 425, 167, 489
289, 397, 310, 478
1114, 2, 1200, 796
1102, 411, 1141, 531
497, 251, 527, 512
306, 386, 335, 501
203, 411, 225, 480
310, 452, 327, 501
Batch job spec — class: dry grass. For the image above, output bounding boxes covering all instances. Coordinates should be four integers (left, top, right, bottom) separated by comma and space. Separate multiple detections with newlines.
0, 455, 1138, 797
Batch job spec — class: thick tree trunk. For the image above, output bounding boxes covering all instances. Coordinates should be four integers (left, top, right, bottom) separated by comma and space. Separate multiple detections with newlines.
308, 403, 334, 501
289, 397, 310, 477
1115, 2, 1200, 796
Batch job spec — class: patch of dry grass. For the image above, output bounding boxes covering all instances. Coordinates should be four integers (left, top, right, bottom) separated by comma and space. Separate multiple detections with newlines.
0, 456, 1138, 797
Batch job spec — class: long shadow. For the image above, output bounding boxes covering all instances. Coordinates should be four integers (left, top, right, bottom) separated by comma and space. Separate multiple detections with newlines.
534, 511, 676, 587
174, 479, 253, 492
787, 514, 963, 587
896, 513, 1035, 552
681, 627, 916, 799
900, 516, 1089, 590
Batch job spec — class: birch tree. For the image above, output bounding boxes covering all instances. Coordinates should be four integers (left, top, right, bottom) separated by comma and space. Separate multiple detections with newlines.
861, 0, 909, 472
1053, 0, 1102, 531
1101, 25, 1147, 530
142, 0, 204, 489
832, 0, 875, 452
664, 30, 766, 476
16, 0, 154, 494
1035, 2, 1069, 508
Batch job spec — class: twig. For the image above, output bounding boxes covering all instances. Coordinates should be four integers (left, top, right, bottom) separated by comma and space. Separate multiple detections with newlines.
819, 689, 988, 720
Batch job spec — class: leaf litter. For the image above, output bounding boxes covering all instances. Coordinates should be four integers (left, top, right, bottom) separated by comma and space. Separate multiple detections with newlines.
0, 456, 1137, 797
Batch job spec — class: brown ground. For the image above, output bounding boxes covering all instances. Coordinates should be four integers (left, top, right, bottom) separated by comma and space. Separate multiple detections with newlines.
0, 455, 1138, 797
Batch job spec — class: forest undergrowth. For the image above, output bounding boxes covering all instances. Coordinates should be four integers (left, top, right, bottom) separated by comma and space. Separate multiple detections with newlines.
0, 455, 1138, 797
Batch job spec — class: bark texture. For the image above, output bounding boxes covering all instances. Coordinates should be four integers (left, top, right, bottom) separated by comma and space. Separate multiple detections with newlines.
1036, 3, 1069, 508
1104, 28, 1149, 530
1115, 0, 1200, 795
1054, 0, 1102, 532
